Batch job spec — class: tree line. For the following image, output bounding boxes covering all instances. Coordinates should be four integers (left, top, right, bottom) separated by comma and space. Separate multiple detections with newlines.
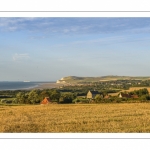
0, 89, 76, 104
0, 87, 150, 105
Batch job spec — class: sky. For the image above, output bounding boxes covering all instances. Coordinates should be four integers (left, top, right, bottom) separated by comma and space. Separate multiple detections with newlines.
0, 17, 150, 81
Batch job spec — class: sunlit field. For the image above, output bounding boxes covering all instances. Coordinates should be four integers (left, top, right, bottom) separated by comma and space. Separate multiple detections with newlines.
1, 103, 150, 132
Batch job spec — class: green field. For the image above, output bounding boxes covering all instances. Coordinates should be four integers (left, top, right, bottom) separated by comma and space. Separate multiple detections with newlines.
1, 103, 150, 132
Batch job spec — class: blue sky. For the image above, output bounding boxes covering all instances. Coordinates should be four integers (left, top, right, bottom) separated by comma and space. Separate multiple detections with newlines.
0, 17, 150, 81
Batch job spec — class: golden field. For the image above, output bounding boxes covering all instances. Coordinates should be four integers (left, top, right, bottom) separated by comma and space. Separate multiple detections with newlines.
128, 87, 150, 93
109, 87, 150, 96
120, 87, 150, 93
1, 103, 150, 133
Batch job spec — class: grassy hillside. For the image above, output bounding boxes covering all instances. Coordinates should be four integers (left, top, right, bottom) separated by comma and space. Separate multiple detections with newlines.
57, 75, 150, 83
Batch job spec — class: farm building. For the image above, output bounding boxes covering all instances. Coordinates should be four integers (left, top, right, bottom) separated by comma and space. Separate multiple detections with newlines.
40, 97, 52, 104
130, 95, 139, 99
119, 93, 139, 99
118, 93, 131, 98
104, 95, 110, 99
87, 90, 99, 99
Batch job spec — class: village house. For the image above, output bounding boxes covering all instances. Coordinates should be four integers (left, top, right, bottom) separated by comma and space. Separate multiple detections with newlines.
130, 94, 139, 99
40, 97, 52, 104
118, 93, 131, 98
118, 92, 139, 99
104, 95, 110, 99
87, 90, 99, 99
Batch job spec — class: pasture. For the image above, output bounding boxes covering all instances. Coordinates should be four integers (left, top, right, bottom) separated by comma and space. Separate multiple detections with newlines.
1, 103, 150, 132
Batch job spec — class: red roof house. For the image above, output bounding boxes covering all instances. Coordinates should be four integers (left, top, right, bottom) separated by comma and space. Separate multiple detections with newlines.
40, 97, 51, 104
131, 95, 139, 99
104, 95, 110, 99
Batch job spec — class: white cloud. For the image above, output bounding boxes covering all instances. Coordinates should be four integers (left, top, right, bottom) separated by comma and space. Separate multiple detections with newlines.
13, 53, 30, 61
0, 18, 37, 32
1, 18, 150, 35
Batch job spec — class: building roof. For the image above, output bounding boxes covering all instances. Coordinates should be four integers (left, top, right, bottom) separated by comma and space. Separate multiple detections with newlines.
89, 90, 99, 94
40, 97, 51, 104
119, 93, 131, 98
131, 95, 139, 99
104, 95, 110, 99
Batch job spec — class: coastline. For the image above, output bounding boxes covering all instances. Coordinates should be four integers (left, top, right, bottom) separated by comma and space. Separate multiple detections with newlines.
30, 82, 64, 90
0, 81, 64, 91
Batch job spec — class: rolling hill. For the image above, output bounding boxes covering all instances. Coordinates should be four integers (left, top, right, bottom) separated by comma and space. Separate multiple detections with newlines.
56, 75, 150, 83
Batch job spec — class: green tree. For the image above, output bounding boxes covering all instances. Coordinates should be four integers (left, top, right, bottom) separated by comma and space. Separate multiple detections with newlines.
59, 93, 76, 103
49, 90, 61, 102
40, 90, 50, 99
95, 94, 103, 103
16, 92, 27, 104
28, 90, 40, 104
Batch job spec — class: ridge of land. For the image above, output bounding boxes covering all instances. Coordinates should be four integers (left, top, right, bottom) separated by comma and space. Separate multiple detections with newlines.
56, 75, 150, 83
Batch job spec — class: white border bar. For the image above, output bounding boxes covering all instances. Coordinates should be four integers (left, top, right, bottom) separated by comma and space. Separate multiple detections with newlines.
0, 0, 150, 12
0, 133, 150, 139
1, 12, 150, 17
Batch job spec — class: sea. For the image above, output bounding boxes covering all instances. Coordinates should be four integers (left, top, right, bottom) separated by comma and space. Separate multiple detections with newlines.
0, 81, 54, 91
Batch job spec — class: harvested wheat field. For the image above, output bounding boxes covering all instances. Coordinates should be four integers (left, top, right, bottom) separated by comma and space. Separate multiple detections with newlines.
1, 103, 150, 132
124, 87, 150, 93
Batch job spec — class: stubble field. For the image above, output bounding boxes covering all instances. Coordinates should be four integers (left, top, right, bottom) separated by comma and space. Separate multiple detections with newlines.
1, 103, 150, 132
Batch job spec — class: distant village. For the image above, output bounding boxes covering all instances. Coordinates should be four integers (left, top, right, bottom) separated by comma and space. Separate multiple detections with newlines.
55, 78, 150, 104
1, 78, 150, 105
